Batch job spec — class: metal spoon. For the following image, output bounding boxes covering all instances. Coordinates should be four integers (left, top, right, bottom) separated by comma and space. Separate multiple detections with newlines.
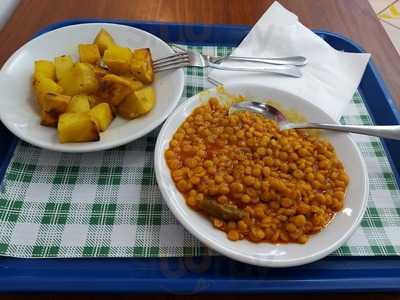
229, 101, 400, 140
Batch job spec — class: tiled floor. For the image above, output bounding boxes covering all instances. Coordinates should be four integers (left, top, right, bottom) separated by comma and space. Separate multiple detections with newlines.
369, 0, 400, 54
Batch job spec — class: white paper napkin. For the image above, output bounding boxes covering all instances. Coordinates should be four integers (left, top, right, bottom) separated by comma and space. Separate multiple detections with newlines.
209, 1, 371, 121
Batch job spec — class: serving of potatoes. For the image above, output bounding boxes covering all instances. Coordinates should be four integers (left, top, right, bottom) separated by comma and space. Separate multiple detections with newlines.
33, 28, 156, 143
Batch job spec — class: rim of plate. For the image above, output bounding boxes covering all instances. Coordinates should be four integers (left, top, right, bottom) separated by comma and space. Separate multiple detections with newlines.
0, 23, 184, 153
155, 83, 369, 267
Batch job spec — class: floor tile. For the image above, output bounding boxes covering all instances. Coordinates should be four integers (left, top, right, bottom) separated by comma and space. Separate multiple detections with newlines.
369, 0, 397, 13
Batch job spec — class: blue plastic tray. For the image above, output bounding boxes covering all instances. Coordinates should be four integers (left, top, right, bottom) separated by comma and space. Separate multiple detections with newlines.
0, 19, 400, 294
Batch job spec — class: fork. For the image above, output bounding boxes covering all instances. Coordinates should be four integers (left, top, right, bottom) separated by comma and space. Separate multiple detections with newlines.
153, 52, 302, 78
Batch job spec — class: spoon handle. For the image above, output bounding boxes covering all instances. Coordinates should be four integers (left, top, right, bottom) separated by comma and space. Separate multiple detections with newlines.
285, 123, 400, 140
220, 55, 308, 66
208, 62, 302, 78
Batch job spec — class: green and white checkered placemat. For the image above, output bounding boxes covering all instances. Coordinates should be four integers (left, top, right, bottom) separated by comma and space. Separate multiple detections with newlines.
0, 45, 400, 258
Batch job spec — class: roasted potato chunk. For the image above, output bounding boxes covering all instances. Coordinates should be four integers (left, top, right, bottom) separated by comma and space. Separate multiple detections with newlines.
90, 103, 114, 132
89, 65, 110, 80
121, 75, 144, 91
54, 55, 73, 81
34, 77, 64, 108
130, 48, 153, 84
79, 44, 101, 65
103, 45, 133, 74
58, 112, 99, 143
34, 60, 56, 81
118, 86, 155, 119
40, 110, 58, 127
58, 63, 98, 96
97, 74, 133, 106
67, 95, 92, 113
42, 93, 71, 115
94, 28, 115, 55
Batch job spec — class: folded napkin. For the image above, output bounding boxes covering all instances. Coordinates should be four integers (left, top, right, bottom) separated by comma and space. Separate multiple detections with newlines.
209, 1, 371, 121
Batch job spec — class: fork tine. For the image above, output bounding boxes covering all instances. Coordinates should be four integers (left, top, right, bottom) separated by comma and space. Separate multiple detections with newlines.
153, 52, 188, 65
154, 62, 190, 73
153, 56, 189, 69
154, 56, 190, 72
153, 58, 189, 68
153, 52, 190, 72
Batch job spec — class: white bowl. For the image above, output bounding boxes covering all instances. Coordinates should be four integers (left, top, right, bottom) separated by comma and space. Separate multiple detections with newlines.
0, 23, 184, 152
155, 82, 369, 267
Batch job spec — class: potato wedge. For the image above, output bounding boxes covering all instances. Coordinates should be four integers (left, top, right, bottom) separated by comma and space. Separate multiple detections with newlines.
118, 86, 155, 119
58, 112, 99, 143
97, 74, 134, 106
79, 44, 101, 65
90, 103, 114, 132
103, 45, 133, 74
67, 95, 91, 113
42, 93, 71, 115
54, 55, 74, 81
40, 110, 58, 127
130, 48, 153, 84
34, 77, 64, 108
94, 28, 115, 55
34, 60, 56, 81
58, 63, 98, 96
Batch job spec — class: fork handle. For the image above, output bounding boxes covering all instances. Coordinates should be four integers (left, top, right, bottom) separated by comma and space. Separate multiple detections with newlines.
286, 123, 400, 140
208, 62, 302, 78
219, 55, 307, 66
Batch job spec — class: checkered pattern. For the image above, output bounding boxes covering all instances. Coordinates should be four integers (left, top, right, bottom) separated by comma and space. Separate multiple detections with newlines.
0, 45, 399, 258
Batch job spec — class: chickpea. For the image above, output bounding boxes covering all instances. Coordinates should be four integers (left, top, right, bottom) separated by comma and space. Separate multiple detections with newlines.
298, 148, 309, 157
298, 234, 309, 244
241, 194, 251, 204
314, 193, 326, 203
208, 185, 219, 196
219, 184, 230, 195
215, 175, 224, 184
177, 180, 190, 192
279, 152, 288, 161
228, 230, 240, 241
293, 169, 304, 179
293, 215, 307, 227
212, 218, 224, 229
334, 191, 345, 201
254, 206, 265, 218
203, 160, 213, 168
249, 227, 265, 241
243, 176, 256, 186
167, 159, 181, 170
207, 166, 217, 175
264, 157, 274, 167
165, 150, 175, 159
306, 173, 314, 182
231, 182, 244, 193
252, 166, 262, 177
281, 197, 293, 208
269, 201, 280, 210
238, 220, 248, 232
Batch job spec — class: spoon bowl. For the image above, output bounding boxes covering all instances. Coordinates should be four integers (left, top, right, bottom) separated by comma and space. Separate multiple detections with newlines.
230, 100, 400, 140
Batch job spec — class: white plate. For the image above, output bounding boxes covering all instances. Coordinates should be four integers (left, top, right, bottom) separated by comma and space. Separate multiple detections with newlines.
0, 23, 184, 152
155, 82, 369, 267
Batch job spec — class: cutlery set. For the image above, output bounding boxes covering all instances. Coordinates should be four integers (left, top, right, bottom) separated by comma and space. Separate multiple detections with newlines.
154, 45, 307, 78
153, 46, 400, 140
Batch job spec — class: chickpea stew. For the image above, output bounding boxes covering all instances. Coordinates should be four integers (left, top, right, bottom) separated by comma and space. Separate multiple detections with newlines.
165, 98, 349, 244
